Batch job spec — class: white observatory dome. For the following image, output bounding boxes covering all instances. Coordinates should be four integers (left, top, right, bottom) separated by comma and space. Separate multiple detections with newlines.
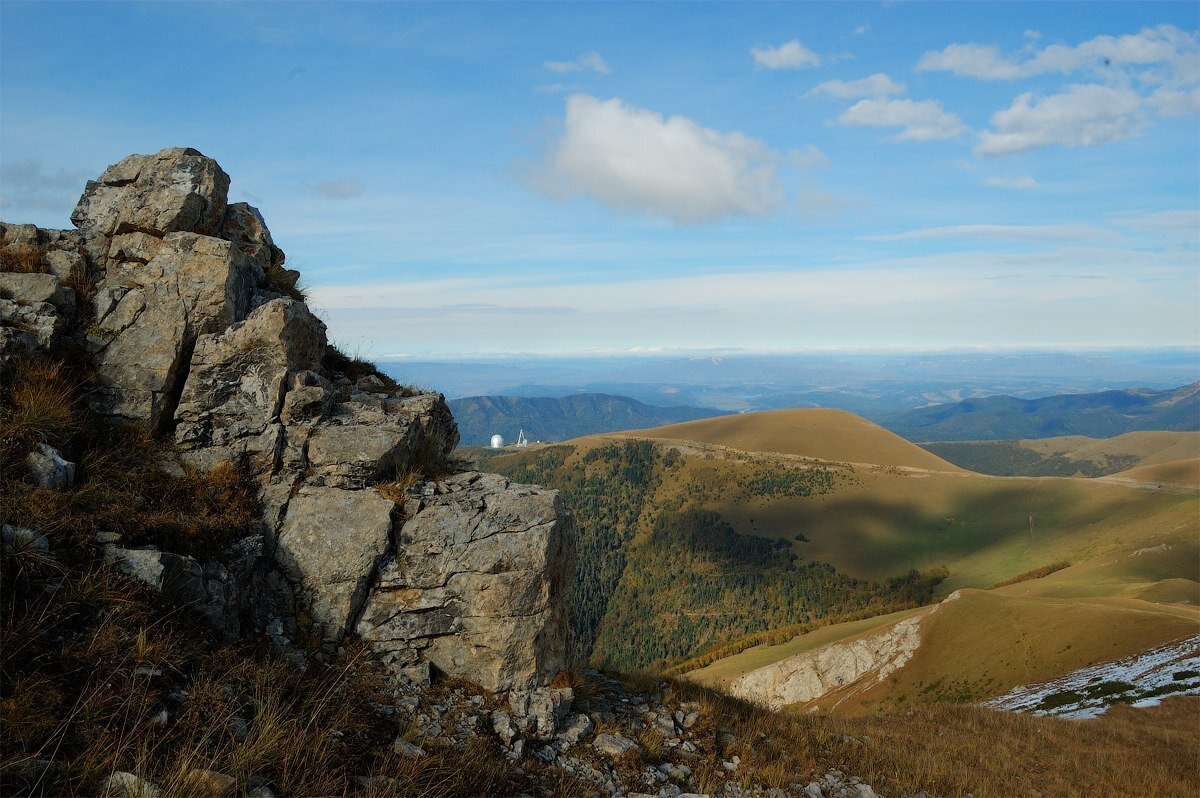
490, 434, 504, 448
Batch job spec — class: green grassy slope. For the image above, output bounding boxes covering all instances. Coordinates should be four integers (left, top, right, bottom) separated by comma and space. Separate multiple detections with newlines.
486, 408, 1198, 676
923, 431, 1199, 477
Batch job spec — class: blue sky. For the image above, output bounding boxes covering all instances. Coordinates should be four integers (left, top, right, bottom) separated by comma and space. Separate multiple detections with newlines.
2, 1, 1197, 357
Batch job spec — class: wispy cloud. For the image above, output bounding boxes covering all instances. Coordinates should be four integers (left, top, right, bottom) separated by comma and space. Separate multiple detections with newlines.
751, 39, 821, 69
864, 223, 1116, 242
836, 97, 967, 141
309, 246, 1199, 354
984, 175, 1038, 189
524, 94, 784, 226
544, 51, 611, 75
313, 179, 364, 199
808, 73, 906, 99
789, 144, 829, 168
917, 24, 1199, 83
1110, 209, 1200, 238
975, 84, 1145, 156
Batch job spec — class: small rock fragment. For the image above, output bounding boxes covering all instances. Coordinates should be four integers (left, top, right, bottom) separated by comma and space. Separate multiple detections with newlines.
592, 732, 640, 759
99, 772, 161, 798
392, 737, 426, 759
1, 524, 49, 555
25, 443, 75, 489
182, 768, 236, 798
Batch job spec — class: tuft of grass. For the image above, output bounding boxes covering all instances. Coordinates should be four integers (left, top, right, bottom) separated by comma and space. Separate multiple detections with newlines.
550, 668, 600, 705
0, 358, 85, 479
262, 262, 307, 303
0, 244, 47, 274
323, 343, 421, 398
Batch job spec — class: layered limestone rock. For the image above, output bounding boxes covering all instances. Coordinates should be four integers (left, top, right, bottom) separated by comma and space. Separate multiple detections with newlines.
0, 147, 575, 694
729, 615, 925, 711
358, 472, 575, 692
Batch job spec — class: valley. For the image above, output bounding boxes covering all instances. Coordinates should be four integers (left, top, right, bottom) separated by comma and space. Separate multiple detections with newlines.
482, 407, 1200, 721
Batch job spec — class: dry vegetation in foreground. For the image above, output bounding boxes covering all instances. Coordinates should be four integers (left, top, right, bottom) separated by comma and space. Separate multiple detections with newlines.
616, 671, 1200, 798
0, 356, 543, 797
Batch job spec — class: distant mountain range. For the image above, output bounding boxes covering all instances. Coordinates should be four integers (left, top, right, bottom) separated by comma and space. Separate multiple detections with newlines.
884, 382, 1199, 442
448, 393, 727, 446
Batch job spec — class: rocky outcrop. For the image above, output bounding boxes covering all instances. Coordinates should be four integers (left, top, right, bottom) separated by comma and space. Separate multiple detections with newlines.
358, 471, 575, 691
729, 615, 925, 711
0, 147, 575, 694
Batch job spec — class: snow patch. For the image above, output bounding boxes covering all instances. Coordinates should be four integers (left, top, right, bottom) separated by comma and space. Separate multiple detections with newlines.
983, 635, 1200, 719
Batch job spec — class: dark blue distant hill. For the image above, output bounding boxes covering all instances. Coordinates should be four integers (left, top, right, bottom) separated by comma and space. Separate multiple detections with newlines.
884, 382, 1200, 442
448, 393, 729, 446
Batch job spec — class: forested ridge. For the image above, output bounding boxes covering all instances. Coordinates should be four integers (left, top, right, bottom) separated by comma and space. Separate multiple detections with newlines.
488, 440, 946, 671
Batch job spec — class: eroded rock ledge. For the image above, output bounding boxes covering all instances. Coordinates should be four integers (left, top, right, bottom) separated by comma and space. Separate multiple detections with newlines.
0, 146, 575, 694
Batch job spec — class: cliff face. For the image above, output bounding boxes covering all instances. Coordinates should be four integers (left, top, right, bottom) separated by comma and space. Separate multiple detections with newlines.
0, 147, 574, 694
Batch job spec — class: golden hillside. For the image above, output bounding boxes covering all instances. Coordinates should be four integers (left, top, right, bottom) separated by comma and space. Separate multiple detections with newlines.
1020, 430, 1199, 467
614, 408, 963, 472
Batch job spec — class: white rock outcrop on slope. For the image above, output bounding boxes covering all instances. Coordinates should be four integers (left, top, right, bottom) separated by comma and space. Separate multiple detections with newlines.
0, 147, 576, 694
729, 615, 925, 711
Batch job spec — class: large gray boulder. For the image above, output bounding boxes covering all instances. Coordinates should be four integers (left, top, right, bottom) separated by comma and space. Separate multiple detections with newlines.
71, 147, 230, 238
275, 486, 396, 646
357, 472, 575, 692
305, 393, 458, 489
88, 232, 259, 430
0, 272, 75, 357
174, 298, 327, 472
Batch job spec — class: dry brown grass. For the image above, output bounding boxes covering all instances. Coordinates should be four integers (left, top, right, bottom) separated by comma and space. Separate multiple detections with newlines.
831, 698, 1200, 797
263, 262, 307, 303
0, 359, 82, 464
615, 673, 1200, 798
0, 355, 564, 798
323, 343, 421, 399
0, 244, 47, 274
2, 424, 259, 559
550, 668, 601, 705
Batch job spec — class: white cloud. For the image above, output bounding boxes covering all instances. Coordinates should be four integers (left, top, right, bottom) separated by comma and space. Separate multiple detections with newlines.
527, 94, 784, 226
917, 43, 1023, 80
314, 179, 363, 199
975, 84, 1145, 156
1147, 85, 1200, 117
808, 72, 906, 99
984, 175, 1038, 189
853, 24, 869, 36
751, 39, 821, 70
918, 24, 1198, 83
544, 51, 611, 75
789, 144, 829, 168
864, 223, 1115, 242
1110, 209, 1200, 238
836, 98, 967, 141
